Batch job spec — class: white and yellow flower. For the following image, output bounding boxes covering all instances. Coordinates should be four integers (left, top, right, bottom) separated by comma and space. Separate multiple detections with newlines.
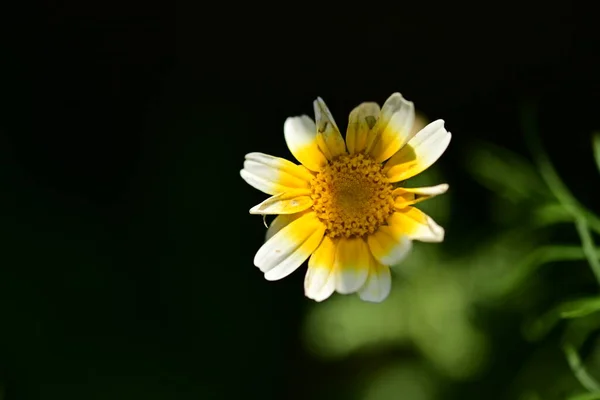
241, 93, 451, 303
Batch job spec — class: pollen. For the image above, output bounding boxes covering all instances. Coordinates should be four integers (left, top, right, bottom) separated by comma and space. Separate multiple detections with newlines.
310, 153, 395, 238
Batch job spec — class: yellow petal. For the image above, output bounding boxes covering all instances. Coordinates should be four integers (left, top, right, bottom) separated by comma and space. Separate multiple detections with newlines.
334, 237, 370, 294
392, 183, 449, 208
384, 119, 451, 182
346, 102, 380, 154
367, 226, 413, 266
313, 97, 347, 160
254, 212, 325, 281
388, 208, 445, 243
358, 255, 392, 303
284, 115, 328, 171
249, 189, 313, 215
305, 236, 337, 302
266, 212, 308, 241
240, 152, 314, 195
366, 93, 415, 163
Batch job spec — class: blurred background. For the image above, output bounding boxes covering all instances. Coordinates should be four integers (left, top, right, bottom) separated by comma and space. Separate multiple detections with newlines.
1, 2, 600, 399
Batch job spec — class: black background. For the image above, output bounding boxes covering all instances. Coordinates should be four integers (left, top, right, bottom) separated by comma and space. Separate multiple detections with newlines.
0, 2, 599, 399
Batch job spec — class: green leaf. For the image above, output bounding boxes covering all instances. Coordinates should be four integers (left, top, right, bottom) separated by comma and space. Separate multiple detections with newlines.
532, 203, 573, 227
560, 297, 600, 319
465, 141, 551, 203
491, 245, 600, 301
568, 392, 600, 400
523, 295, 600, 342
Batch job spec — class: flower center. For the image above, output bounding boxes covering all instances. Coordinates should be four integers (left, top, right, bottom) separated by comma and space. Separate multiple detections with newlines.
310, 153, 395, 238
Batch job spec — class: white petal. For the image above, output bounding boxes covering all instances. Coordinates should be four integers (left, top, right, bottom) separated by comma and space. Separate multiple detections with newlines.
334, 237, 370, 294
367, 93, 416, 162
392, 183, 449, 208
240, 152, 313, 195
284, 115, 328, 172
346, 102, 381, 154
254, 212, 325, 281
266, 212, 307, 241
388, 208, 445, 243
367, 227, 413, 266
249, 190, 313, 215
304, 236, 337, 302
384, 119, 451, 182
313, 97, 346, 160
358, 258, 392, 303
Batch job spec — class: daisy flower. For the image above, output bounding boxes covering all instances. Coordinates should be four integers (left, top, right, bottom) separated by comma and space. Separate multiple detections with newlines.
241, 93, 451, 303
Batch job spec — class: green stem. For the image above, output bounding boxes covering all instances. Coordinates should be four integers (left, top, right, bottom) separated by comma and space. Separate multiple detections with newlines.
575, 217, 600, 286
522, 101, 600, 285
563, 343, 600, 393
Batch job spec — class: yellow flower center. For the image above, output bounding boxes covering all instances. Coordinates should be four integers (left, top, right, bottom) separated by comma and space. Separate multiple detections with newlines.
310, 153, 395, 238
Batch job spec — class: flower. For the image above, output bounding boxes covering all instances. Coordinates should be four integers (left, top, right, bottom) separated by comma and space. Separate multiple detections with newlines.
240, 93, 451, 303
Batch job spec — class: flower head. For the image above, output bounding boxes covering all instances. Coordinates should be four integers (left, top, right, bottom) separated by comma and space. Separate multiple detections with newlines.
241, 93, 451, 303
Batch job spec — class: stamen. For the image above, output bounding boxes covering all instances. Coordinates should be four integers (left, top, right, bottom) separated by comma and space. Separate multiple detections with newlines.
310, 153, 395, 238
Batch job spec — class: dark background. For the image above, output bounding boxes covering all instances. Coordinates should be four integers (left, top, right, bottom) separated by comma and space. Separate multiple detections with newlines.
0, 2, 599, 399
